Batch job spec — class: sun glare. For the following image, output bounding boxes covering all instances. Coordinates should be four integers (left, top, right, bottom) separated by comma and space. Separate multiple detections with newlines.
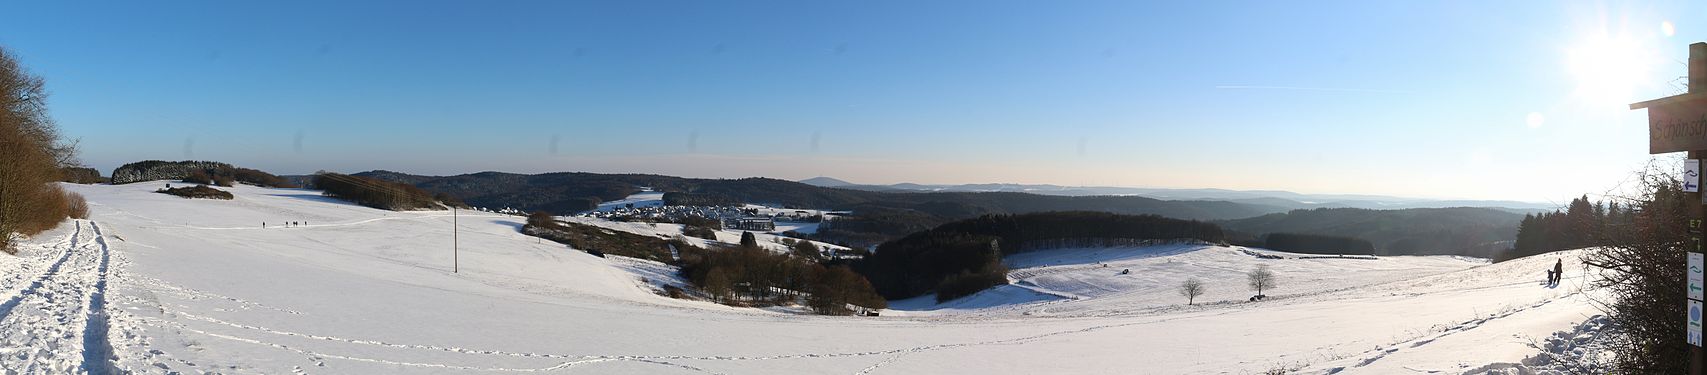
1566, 34, 1656, 109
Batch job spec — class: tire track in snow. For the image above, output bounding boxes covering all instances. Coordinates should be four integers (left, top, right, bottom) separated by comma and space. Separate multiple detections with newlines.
80, 221, 118, 374
0, 221, 81, 322
0, 220, 108, 373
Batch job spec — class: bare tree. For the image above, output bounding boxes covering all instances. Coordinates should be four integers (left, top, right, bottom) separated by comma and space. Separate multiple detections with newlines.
1580, 161, 1691, 373
1179, 277, 1205, 305
1248, 265, 1276, 296
0, 45, 74, 254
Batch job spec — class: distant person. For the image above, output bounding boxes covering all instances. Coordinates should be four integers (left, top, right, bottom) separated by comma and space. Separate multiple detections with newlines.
262, 222, 266, 229
1553, 259, 1564, 286
1544, 269, 1553, 286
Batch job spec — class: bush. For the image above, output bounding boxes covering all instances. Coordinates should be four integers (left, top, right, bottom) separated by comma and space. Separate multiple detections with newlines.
683, 225, 718, 240
212, 174, 236, 187
157, 185, 234, 200
65, 191, 88, 219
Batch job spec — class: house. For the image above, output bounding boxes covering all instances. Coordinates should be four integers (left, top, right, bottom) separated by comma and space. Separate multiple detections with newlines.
726, 217, 776, 231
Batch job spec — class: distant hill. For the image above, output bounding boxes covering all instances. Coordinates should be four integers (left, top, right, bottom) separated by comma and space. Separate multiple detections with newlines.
798, 176, 855, 187
1219, 207, 1523, 258
350, 170, 1291, 248
809, 179, 1555, 211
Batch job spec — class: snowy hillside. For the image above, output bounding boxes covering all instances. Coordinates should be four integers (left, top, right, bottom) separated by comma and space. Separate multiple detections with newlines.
1, 182, 1602, 374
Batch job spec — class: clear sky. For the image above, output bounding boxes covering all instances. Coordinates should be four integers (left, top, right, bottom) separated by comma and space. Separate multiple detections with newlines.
3, 1, 1702, 203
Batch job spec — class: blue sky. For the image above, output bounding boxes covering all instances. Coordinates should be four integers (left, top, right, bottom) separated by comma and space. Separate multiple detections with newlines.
3, 1, 1702, 202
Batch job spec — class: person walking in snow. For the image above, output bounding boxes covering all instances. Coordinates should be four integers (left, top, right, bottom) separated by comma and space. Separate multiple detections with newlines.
1552, 259, 1563, 286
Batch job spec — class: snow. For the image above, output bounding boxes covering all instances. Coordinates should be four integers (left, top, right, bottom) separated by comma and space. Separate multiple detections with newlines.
595, 191, 666, 212
0, 181, 1606, 374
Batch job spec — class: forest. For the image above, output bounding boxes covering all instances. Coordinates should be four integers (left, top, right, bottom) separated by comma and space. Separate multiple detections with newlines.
313, 172, 463, 211
1506, 195, 1621, 262
852, 211, 1227, 301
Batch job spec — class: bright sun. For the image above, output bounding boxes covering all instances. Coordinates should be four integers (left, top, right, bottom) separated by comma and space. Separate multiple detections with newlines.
1566, 34, 1655, 109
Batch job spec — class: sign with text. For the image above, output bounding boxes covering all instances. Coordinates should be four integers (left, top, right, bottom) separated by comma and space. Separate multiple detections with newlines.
1692, 252, 1705, 301
1691, 299, 1703, 347
1647, 95, 1707, 154
1690, 159, 1702, 192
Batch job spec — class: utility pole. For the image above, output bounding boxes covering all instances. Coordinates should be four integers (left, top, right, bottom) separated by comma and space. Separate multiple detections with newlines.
453, 205, 459, 273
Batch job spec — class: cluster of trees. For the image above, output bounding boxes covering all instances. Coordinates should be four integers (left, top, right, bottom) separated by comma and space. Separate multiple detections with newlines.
110, 160, 296, 188
59, 167, 102, 184
853, 211, 1225, 301
1262, 233, 1374, 255
157, 185, 234, 200
520, 212, 882, 314
1507, 195, 1623, 262
314, 172, 461, 211
677, 242, 885, 315
0, 45, 82, 254
523, 212, 676, 261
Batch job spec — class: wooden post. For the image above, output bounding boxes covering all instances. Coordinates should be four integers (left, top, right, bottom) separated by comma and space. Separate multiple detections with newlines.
1693, 151, 1705, 375
1633, 42, 1707, 375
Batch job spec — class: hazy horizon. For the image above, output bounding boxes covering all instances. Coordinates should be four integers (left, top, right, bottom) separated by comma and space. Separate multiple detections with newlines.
5, 1, 1703, 202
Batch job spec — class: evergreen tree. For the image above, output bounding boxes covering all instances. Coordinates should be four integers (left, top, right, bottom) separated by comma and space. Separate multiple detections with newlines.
740, 231, 759, 248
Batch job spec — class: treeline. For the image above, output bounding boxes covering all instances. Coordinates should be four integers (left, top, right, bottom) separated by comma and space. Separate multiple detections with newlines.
1262, 233, 1374, 255
662, 192, 738, 207
314, 173, 463, 211
1220, 207, 1523, 258
853, 211, 1226, 301
523, 212, 675, 261
1506, 195, 1623, 262
0, 45, 84, 254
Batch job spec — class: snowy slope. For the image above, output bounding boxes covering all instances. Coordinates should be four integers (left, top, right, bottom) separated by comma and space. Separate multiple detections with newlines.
0, 181, 1602, 374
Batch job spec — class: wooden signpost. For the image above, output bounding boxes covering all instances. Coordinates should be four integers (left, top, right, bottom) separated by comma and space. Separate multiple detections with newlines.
1632, 41, 1707, 375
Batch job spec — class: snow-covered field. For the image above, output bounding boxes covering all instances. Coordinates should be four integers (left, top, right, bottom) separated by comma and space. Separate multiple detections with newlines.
0, 182, 1603, 374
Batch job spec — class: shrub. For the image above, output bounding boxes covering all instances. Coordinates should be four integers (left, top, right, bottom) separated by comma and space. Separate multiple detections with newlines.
683, 225, 718, 240
212, 174, 236, 187
65, 191, 88, 219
